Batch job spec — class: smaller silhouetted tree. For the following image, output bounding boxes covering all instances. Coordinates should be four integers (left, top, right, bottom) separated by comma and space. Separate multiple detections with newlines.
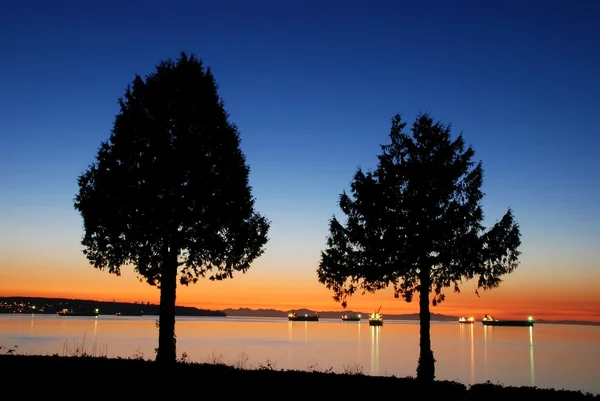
317, 113, 521, 382
74, 52, 270, 365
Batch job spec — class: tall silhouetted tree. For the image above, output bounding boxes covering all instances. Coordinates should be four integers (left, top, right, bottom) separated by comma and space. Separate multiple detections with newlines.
317, 113, 521, 382
74, 52, 270, 365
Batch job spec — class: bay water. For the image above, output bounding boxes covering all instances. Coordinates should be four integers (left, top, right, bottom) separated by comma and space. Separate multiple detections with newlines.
0, 314, 598, 395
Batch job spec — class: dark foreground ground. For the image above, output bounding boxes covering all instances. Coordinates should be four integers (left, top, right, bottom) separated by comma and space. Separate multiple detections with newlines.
1, 354, 597, 400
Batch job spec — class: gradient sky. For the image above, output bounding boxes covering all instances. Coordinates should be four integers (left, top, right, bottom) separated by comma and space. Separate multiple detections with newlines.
1, 0, 599, 322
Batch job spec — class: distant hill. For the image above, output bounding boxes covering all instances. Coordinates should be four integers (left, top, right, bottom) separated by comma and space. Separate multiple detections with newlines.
0, 296, 225, 317
222, 308, 600, 325
535, 319, 600, 326
223, 307, 459, 321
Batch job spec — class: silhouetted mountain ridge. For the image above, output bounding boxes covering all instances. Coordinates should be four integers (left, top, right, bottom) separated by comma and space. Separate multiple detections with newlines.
535, 319, 600, 326
223, 308, 600, 325
223, 307, 458, 321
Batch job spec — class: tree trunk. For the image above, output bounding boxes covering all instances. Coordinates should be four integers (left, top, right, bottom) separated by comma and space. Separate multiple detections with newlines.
416, 266, 435, 382
155, 249, 178, 365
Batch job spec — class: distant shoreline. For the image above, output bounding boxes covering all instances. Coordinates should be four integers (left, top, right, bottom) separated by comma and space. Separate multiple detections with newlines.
1, 296, 598, 326
0, 296, 225, 317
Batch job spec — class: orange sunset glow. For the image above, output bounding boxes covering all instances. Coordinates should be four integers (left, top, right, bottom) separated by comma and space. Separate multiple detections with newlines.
2, 246, 599, 323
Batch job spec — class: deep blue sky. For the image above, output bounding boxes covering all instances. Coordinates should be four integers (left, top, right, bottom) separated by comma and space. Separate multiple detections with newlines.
1, 0, 599, 309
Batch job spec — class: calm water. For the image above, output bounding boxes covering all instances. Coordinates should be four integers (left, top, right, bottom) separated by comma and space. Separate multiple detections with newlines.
1, 314, 598, 394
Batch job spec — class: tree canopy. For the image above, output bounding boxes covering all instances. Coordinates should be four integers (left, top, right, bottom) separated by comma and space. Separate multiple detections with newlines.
317, 113, 521, 381
74, 52, 270, 364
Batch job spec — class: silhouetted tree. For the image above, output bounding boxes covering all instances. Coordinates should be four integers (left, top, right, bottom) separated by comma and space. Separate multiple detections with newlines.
74, 52, 270, 365
317, 113, 521, 382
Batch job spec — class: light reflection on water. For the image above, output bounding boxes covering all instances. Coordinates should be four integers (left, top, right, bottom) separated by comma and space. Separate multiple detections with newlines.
371, 325, 380, 375
529, 326, 535, 387
0, 314, 598, 395
470, 323, 475, 384
484, 325, 488, 377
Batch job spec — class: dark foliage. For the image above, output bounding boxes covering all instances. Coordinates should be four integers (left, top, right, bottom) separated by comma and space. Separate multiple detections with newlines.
74, 52, 270, 364
317, 113, 521, 382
